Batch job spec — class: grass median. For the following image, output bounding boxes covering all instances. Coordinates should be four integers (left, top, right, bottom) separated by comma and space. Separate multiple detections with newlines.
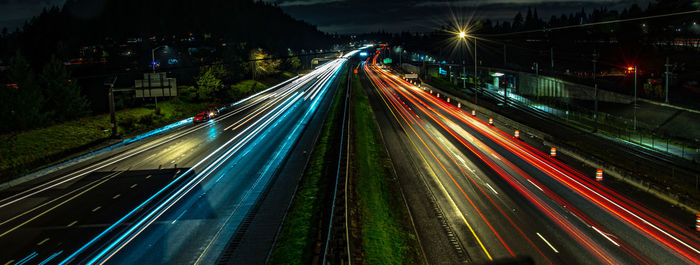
351, 74, 418, 265
268, 71, 347, 265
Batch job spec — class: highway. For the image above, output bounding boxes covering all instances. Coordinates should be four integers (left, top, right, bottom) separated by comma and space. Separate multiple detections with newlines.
0, 52, 355, 265
361, 52, 699, 264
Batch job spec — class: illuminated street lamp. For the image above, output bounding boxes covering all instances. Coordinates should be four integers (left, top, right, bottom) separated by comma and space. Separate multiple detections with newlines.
151, 45, 168, 73
458, 31, 478, 105
628, 66, 638, 131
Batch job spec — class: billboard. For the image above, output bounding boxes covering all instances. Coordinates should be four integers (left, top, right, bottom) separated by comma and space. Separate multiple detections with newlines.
383, 58, 393, 64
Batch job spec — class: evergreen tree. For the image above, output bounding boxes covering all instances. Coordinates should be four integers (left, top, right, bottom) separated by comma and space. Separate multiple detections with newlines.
2, 52, 45, 131
40, 55, 90, 122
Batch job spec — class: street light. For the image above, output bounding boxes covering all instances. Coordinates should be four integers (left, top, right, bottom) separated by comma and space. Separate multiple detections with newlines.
458, 31, 478, 105
628, 66, 638, 131
151, 45, 168, 73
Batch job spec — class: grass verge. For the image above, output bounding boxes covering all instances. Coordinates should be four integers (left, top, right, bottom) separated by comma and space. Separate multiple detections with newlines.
351, 74, 417, 264
268, 71, 347, 265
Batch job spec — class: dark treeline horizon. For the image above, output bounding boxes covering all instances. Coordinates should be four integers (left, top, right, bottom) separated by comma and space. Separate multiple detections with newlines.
0, 0, 335, 70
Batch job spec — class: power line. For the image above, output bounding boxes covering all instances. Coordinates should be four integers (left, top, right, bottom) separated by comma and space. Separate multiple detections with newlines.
482, 9, 700, 37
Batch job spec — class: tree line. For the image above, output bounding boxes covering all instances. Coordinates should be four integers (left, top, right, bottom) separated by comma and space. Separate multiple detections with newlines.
0, 52, 89, 133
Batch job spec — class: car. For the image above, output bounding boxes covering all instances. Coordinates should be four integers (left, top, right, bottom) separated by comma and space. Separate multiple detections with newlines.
193, 112, 210, 123
207, 107, 220, 118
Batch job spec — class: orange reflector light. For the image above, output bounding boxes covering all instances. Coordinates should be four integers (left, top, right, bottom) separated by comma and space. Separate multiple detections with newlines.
550, 147, 557, 157
596, 169, 603, 182
489, 118, 494, 125
447, 97, 450, 103
514, 130, 520, 138
696, 213, 700, 231
457, 102, 461, 108
471, 110, 476, 116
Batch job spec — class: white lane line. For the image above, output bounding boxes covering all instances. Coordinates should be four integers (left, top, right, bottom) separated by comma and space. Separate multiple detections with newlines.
454, 155, 475, 172
130, 184, 138, 189
592, 226, 620, 247
536, 233, 559, 253
92, 206, 102, 212
66, 221, 78, 227
171, 210, 188, 224
485, 183, 499, 195
145, 175, 151, 179
4, 260, 13, 265
527, 179, 544, 192
112, 194, 121, 199
37, 238, 50, 246
456, 155, 465, 163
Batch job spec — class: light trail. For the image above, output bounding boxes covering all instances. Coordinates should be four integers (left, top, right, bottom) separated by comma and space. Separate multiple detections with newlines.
59, 54, 354, 264
365, 57, 622, 264
374, 58, 698, 264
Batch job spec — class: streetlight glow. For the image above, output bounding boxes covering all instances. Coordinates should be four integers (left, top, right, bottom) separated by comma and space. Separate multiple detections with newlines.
459, 31, 466, 38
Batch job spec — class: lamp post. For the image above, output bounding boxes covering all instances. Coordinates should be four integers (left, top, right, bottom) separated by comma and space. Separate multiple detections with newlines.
458, 31, 478, 105
634, 65, 637, 131
151, 45, 168, 73
150, 45, 168, 109
628, 66, 638, 131
593, 50, 599, 132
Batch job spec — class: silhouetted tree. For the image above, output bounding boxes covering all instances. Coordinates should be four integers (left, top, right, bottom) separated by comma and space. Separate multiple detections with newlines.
40, 55, 90, 122
2, 52, 45, 131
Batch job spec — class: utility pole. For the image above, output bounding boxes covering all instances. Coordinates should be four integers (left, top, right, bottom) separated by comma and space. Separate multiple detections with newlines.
105, 76, 118, 138
463, 60, 466, 89
665, 57, 671, 103
593, 50, 599, 132
550, 47, 554, 71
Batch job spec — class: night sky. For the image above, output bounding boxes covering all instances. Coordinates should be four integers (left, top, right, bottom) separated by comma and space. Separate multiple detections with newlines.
0, 0, 652, 34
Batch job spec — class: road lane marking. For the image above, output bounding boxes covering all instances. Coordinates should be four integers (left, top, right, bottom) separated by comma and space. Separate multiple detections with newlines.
66, 221, 77, 227
485, 183, 499, 195
0, 171, 122, 238
0, 170, 123, 228
456, 155, 465, 163
592, 226, 620, 247
536, 233, 559, 253
92, 206, 102, 212
145, 175, 151, 179
130, 184, 138, 189
112, 194, 121, 199
4, 260, 13, 265
171, 210, 188, 224
37, 238, 50, 246
526, 179, 544, 192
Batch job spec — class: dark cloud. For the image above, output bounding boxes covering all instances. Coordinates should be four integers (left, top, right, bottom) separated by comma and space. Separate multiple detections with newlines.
267, 0, 652, 33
